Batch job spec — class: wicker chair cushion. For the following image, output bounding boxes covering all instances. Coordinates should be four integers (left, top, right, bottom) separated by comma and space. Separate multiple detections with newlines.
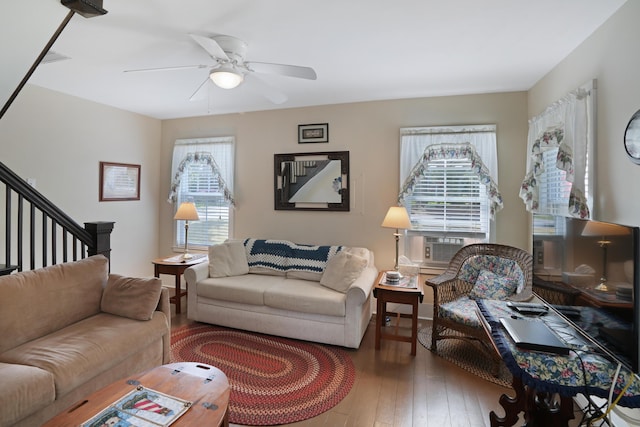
459, 255, 526, 294
468, 269, 517, 300
438, 297, 482, 329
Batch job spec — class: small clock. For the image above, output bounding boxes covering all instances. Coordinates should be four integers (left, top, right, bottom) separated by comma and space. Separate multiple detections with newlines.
624, 109, 640, 164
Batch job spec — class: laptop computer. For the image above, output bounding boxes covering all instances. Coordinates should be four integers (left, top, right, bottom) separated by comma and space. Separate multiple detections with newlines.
500, 317, 570, 355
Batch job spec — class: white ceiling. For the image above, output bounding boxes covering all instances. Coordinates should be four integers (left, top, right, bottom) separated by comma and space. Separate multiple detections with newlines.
25, 0, 626, 120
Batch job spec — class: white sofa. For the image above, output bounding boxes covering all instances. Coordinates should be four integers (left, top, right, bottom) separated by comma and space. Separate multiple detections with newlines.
185, 238, 377, 348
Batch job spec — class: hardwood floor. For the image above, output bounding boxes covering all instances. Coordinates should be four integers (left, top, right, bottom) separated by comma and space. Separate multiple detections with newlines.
170, 305, 521, 427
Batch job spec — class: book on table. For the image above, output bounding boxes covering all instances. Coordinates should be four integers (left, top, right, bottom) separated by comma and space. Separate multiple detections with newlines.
380, 272, 418, 288
81, 386, 191, 427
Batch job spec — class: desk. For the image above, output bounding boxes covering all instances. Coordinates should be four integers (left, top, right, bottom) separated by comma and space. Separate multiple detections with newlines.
44, 362, 229, 426
477, 299, 640, 426
373, 272, 423, 356
152, 255, 207, 314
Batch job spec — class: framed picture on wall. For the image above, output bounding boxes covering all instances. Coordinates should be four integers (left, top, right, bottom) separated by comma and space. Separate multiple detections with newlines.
298, 123, 329, 143
99, 161, 141, 201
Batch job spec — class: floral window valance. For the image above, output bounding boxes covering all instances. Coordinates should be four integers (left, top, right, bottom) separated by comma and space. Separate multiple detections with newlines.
399, 143, 503, 219
519, 81, 594, 219
167, 151, 235, 206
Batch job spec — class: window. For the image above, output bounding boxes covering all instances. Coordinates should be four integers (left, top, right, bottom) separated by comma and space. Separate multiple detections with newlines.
406, 157, 489, 235
536, 148, 573, 215
520, 81, 595, 219
399, 125, 500, 265
169, 137, 235, 249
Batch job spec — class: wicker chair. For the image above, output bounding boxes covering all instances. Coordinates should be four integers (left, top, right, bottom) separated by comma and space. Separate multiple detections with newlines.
425, 243, 533, 373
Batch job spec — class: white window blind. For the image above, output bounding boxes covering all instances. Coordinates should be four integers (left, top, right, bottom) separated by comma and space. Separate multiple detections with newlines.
176, 163, 230, 246
405, 158, 489, 236
170, 137, 234, 248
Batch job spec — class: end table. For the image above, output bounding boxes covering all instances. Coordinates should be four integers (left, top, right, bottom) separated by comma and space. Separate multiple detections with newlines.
374, 271, 424, 355
152, 254, 207, 314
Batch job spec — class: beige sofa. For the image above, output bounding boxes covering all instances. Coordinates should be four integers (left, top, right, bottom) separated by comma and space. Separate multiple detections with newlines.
185, 238, 377, 349
0, 255, 171, 427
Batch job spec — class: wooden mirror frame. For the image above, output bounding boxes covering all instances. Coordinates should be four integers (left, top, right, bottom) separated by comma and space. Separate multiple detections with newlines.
274, 151, 349, 211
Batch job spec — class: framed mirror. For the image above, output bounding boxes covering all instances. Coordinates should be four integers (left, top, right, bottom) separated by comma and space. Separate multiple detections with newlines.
274, 151, 349, 211
624, 109, 640, 164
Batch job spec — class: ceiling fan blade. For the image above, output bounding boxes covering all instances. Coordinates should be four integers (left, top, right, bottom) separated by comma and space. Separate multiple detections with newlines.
246, 74, 288, 104
246, 62, 317, 80
189, 34, 230, 61
189, 77, 211, 101
124, 64, 209, 73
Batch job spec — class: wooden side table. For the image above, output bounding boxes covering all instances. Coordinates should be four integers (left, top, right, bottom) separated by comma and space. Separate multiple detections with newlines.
152, 255, 207, 314
373, 271, 424, 356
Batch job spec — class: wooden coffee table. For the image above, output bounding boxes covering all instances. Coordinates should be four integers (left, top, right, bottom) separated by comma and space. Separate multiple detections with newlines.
43, 362, 230, 426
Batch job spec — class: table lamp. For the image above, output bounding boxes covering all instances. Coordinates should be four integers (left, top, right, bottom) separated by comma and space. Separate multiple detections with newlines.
381, 206, 412, 273
174, 202, 200, 260
581, 221, 629, 291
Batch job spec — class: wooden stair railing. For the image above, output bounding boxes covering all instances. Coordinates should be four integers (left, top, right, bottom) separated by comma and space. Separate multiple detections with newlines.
0, 161, 114, 273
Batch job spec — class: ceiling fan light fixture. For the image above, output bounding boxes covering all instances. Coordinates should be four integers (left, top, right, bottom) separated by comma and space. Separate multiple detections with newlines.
210, 66, 244, 89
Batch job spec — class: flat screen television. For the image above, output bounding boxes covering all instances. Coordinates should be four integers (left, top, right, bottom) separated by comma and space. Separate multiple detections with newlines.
532, 214, 640, 372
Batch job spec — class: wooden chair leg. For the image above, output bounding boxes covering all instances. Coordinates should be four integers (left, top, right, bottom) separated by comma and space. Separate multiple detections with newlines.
431, 320, 439, 351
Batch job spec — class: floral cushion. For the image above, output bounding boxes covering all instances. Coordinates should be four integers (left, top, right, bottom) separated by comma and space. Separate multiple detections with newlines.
458, 255, 525, 294
438, 297, 481, 329
468, 269, 517, 300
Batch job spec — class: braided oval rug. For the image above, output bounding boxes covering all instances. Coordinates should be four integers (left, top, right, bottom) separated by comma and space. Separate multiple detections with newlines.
171, 323, 355, 425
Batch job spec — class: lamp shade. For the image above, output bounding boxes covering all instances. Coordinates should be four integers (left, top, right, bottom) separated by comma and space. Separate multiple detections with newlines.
210, 66, 244, 89
174, 202, 200, 221
581, 221, 629, 237
381, 206, 412, 230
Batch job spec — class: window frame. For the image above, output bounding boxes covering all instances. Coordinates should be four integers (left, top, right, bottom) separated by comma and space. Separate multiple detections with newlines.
169, 137, 235, 252
399, 125, 499, 266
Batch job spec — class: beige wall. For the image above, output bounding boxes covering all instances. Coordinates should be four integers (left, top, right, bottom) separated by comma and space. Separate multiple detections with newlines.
528, 0, 640, 226
0, 85, 162, 276
160, 92, 530, 272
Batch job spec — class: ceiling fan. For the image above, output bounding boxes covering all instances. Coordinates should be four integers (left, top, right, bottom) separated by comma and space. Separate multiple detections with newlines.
124, 34, 317, 104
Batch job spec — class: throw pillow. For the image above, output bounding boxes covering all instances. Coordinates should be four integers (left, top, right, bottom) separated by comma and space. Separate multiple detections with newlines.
101, 275, 162, 321
320, 251, 368, 293
209, 241, 249, 278
468, 269, 517, 300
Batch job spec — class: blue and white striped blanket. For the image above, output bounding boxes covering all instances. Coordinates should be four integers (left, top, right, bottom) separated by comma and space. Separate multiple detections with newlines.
244, 238, 342, 274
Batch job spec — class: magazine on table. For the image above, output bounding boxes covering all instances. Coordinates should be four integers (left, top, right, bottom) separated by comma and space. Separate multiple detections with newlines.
380, 272, 418, 288
81, 386, 191, 427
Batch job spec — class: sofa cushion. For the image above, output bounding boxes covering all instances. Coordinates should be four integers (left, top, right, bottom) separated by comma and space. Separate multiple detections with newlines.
458, 255, 525, 294
264, 279, 347, 317
0, 255, 108, 354
320, 251, 368, 293
343, 247, 372, 266
468, 269, 517, 300
196, 275, 284, 305
209, 241, 249, 277
101, 274, 163, 320
0, 312, 168, 398
0, 362, 55, 427
438, 296, 482, 328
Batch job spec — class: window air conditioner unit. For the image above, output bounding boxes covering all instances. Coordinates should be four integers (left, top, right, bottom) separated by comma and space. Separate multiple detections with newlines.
423, 239, 464, 266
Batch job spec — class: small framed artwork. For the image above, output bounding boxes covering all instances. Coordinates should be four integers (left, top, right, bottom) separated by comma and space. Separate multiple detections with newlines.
298, 123, 329, 143
99, 161, 141, 201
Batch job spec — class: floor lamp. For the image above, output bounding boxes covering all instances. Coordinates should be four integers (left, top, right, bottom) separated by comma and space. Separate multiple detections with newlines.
381, 206, 412, 277
174, 202, 200, 260
581, 221, 629, 291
